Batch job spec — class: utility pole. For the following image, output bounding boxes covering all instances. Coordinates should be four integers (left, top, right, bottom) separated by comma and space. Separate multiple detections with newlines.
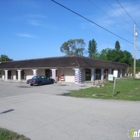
133, 23, 138, 80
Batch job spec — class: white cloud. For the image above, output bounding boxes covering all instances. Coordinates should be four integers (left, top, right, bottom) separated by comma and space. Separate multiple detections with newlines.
16, 33, 38, 38
28, 19, 41, 26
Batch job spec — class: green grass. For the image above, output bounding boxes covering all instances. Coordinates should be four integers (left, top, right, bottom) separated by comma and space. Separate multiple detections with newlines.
0, 128, 30, 140
65, 78, 140, 101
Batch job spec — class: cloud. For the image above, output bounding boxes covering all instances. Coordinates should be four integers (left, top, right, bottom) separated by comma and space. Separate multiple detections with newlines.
79, 1, 140, 31
28, 19, 41, 26
16, 33, 38, 38
28, 14, 47, 19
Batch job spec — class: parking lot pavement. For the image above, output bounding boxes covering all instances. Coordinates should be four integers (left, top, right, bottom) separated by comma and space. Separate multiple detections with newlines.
0, 80, 92, 98
0, 81, 140, 140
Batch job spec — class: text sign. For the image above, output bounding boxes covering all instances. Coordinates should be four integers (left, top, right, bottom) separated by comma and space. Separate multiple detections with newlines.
108, 74, 113, 81
113, 70, 118, 78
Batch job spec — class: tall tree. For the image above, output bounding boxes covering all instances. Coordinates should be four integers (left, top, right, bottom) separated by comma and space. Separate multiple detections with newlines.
88, 39, 97, 58
115, 40, 120, 51
60, 39, 86, 56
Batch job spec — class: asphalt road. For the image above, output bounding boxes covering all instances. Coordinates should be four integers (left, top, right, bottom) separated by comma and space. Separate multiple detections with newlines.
0, 80, 140, 140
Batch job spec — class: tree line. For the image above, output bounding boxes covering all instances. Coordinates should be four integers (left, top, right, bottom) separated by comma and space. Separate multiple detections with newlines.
60, 38, 140, 68
0, 39, 140, 68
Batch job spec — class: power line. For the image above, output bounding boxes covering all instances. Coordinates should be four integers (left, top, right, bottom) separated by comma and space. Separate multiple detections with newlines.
116, 0, 140, 31
88, 0, 132, 35
116, 0, 135, 22
105, 0, 133, 29
116, 0, 140, 51
52, 0, 133, 45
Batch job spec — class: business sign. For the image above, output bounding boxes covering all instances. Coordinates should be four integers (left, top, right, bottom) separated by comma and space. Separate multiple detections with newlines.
108, 74, 113, 81
113, 70, 118, 78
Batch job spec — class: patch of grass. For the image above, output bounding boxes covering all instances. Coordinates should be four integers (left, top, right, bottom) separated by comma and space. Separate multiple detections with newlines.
68, 78, 140, 101
0, 128, 30, 140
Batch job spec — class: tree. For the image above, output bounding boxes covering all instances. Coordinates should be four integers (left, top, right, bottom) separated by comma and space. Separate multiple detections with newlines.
136, 59, 140, 67
120, 50, 132, 66
107, 49, 132, 65
99, 48, 110, 60
60, 39, 86, 56
0, 54, 13, 62
115, 40, 120, 51
106, 49, 116, 61
0, 54, 13, 78
88, 39, 97, 58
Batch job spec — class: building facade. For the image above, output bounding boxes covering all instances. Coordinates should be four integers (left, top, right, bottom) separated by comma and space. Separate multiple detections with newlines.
0, 56, 128, 83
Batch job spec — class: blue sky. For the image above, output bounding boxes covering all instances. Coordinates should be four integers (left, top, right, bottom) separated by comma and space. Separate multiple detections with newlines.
0, 0, 140, 60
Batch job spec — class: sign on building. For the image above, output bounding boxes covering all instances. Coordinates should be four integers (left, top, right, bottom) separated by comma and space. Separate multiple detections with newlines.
108, 74, 113, 81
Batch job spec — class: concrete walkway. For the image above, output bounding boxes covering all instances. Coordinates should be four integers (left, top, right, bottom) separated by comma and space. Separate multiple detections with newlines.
0, 81, 140, 140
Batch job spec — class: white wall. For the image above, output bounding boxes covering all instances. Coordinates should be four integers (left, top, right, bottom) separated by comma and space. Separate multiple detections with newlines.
64, 68, 75, 82
38, 69, 45, 75
57, 68, 75, 82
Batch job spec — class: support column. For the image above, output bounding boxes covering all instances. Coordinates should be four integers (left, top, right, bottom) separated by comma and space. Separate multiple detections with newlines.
101, 68, 104, 80
4, 70, 8, 80
51, 69, 57, 82
32, 69, 38, 76
74, 68, 82, 84
17, 70, 21, 81
109, 69, 112, 74
91, 68, 95, 81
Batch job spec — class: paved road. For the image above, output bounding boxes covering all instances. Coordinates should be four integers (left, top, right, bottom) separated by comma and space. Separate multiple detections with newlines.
0, 81, 140, 140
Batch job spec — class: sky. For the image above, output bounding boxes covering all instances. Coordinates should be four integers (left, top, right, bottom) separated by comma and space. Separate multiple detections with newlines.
0, 0, 140, 60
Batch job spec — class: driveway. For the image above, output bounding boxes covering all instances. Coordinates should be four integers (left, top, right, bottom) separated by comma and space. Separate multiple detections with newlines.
0, 81, 140, 140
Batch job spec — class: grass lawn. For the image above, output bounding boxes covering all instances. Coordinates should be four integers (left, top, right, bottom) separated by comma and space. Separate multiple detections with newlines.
0, 128, 30, 140
65, 78, 140, 101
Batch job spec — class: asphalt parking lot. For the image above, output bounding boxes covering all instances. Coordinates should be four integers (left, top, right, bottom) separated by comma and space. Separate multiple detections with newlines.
0, 80, 140, 140
0, 80, 92, 98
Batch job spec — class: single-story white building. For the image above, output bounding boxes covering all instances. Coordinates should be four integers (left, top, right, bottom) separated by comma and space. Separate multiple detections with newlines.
0, 56, 128, 83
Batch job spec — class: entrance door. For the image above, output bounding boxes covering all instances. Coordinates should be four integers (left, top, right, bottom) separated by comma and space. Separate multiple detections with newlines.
85, 69, 91, 81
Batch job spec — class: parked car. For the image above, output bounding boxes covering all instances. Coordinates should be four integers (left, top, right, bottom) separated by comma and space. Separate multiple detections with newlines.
27, 75, 55, 86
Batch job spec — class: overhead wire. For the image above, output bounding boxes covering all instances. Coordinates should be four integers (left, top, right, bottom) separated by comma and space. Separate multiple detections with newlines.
116, 0, 140, 51
51, 0, 133, 45
115, 0, 140, 39
105, 0, 140, 51
88, 0, 132, 35
104, 0, 133, 29
116, 0, 140, 31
